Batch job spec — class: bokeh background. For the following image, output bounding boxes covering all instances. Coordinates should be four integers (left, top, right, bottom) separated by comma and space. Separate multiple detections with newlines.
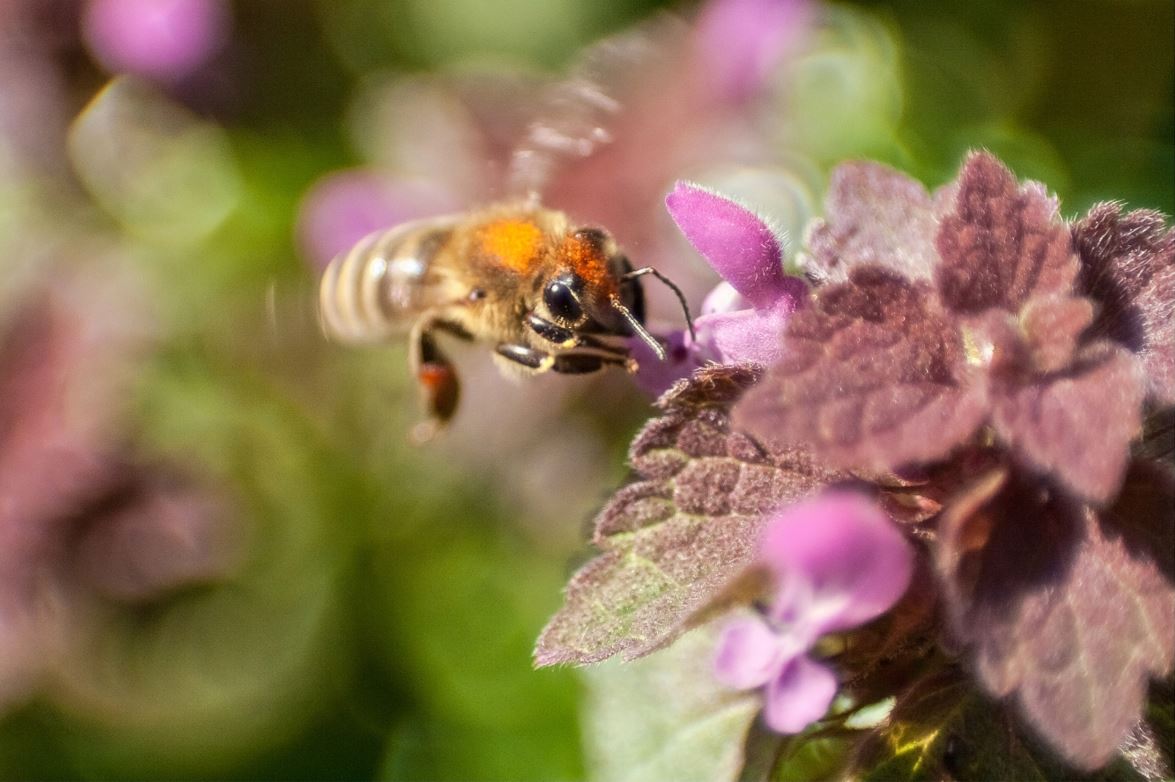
0, 1, 1170, 780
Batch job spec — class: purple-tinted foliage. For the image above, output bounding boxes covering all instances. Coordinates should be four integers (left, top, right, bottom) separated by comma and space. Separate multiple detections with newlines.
633, 181, 807, 396
800, 160, 947, 285
714, 492, 913, 733
934, 464, 1175, 770
82, 0, 230, 84
736, 151, 1149, 506
534, 364, 845, 667
1073, 202, 1175, 405
541, 149, 1172, 777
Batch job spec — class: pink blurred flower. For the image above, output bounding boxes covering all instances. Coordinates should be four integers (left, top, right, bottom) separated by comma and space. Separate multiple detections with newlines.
714, 493, 914, 733
82, 0, 229, 84
633, 181, 807, 396
695, 0, 812, 102
0, 262, 239, 708
296, 169, 458, 274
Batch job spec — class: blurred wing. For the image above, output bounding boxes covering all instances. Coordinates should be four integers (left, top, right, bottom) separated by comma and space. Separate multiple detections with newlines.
506, 13, 689, 200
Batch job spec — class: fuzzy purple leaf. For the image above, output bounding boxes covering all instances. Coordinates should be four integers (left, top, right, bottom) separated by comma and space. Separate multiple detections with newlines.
800, 161, 944, 285
935, 151, 1078, 315
1073, 202, 1175, 405
733, 266, 988, 473
990, 341, 1145, 505
535, 364, 845, 667
934, 465, 1175, 771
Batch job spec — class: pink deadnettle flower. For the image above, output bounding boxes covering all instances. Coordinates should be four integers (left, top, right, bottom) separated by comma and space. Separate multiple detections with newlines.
714, 492, 914, 733
632, 181, 808, 395
296, 170, 459, 274
82, 0, 230, 84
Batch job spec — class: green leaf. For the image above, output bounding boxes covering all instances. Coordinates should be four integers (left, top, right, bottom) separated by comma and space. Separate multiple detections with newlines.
582, 622, 764, 782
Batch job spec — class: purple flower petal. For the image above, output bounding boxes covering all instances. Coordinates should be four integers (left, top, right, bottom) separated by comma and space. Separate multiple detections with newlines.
714, 615, 786, 690
694, 0, 812, 103
701, 281, 748, 316
666, 181, 793, 309
759, 492, 914, 633
763, 654, 837, 733
82, 0, 230, 83
629, 330, 696, 398
695, 296, 795, 366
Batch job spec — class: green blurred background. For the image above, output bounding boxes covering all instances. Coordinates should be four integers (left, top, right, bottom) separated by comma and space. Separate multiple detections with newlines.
0, 1, 1170, 780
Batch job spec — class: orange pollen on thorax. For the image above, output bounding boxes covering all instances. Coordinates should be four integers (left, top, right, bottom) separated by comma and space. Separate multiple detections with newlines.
478, 219, 544, 273
559, 236, 613, 292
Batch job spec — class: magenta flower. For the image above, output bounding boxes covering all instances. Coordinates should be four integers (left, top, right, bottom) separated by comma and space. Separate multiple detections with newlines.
634, 181, 808, 395
714, 492, 914, 733
82, 0, 230, 84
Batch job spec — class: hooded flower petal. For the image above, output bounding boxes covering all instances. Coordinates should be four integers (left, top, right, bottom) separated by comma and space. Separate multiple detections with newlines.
714, 614, 788, 690
764, 654, 838, 733
759, 492, 914, 633
666, 181, 796, 309
694, 298, 792, 366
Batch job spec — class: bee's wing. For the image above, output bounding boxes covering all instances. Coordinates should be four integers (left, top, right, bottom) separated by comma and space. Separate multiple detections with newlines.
506, 13, 689, 200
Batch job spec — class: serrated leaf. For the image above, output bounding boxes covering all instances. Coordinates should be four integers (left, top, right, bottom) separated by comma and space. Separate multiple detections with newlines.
800, 161, 944, 285
933, 465, 1175, 770
535, 365, 844, 667
935, 151, 1078, 315
581, 622, 765, 782
1073, 202, 1175, 405
991, 341, 1145, 505
733, 267, 988, 474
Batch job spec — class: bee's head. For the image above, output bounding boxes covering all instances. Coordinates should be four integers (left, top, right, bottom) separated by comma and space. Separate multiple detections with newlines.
544, 227, 643, 335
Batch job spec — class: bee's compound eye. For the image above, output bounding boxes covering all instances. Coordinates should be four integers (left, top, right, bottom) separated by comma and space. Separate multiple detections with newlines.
544, 278, 583, 323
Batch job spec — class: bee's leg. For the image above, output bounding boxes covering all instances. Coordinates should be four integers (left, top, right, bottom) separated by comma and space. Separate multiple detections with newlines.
496, 343, 631, 374
524, 313, 629, 357
409, 318, 460, 442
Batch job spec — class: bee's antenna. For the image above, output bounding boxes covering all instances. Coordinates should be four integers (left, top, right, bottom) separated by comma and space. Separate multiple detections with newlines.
609, 295, 666, 361
621, 267, 696, 343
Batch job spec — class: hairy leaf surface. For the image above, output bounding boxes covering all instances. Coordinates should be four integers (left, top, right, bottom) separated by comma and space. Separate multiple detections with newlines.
1073, 202, 1175, 404
934, 465, 1175, 770
535, 365, 843, 667
800, 161, 944, 285
934, 151, 1078, 314
733, 267, 987, 473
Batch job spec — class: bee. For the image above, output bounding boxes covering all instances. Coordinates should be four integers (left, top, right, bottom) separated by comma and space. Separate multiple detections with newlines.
316, 17, 699, 439
318, 202, 693, 440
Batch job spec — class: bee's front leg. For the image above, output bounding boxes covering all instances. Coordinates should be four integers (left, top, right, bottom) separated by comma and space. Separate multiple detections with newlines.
524, 313, 630, 357
408, 316, 461, 442
495, 343, 633, 375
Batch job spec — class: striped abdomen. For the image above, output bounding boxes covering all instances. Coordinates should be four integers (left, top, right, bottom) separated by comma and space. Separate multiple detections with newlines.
318, 220, 454, 343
